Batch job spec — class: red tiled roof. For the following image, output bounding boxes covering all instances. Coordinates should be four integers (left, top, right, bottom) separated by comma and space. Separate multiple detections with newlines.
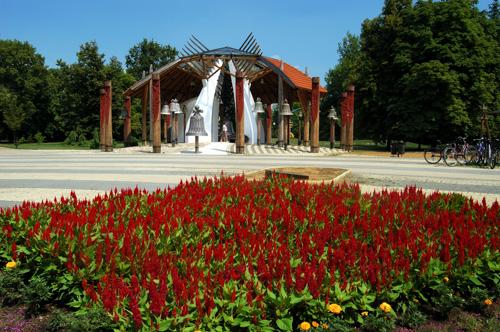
265, 57, 327, 93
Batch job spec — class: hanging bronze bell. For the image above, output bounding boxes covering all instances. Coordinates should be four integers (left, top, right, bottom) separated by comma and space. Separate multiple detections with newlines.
186, 106, 208, 136
280, 99, 293, 116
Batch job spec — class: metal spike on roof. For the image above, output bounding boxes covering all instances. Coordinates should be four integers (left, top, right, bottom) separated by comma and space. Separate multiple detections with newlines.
190, 35, 209, 51
182, 35, 210, 56
239, 33, 261, 55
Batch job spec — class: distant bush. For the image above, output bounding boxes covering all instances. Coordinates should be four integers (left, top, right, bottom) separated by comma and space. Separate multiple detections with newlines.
64, 131, 78, 145
34, 132, 45, 143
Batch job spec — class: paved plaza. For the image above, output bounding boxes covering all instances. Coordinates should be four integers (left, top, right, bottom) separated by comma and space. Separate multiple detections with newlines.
0, 145, 499, 208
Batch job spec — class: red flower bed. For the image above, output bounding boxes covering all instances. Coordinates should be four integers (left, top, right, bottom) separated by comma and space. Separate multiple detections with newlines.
1, 176, 499, 330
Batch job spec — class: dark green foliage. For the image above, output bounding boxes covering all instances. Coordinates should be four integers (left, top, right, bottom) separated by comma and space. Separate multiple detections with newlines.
34, 132, 45, 143
125, 38, 177, 80
322, 33, 361, 141
397, 301, 427, 328
0, 40, 51, 142
424, 283, 466, 319
361, 314, 396, 332
333, 0, 500, 144
22, 276, 53, 317
0, 269, 25, 306
465, 287, 490, 313
47, 307, 116, 332
0, 38, 171, 144
51, 41, 105, 141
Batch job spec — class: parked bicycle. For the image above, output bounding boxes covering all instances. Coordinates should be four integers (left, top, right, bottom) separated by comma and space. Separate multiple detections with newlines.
424, 141, 446, 164
442, 137, 471, 167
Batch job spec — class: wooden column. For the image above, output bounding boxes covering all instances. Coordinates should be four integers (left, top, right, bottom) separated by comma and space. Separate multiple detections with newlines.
152, 73, 161, 153
277, 61, 284, 147
149, 78, 153, 144
340, 92, 347, 150
104, 81, 113, 152
297, 90, 310, 146
141, 86, 148, 145
330, 119, 335, 149
99, 88, 106, 151
123, 96, 131, 146
265, 104, 272, 145
163, 113, 170, 143
235, 71, 245, 154
346, 85, 355, 151
310, 77, 320, 153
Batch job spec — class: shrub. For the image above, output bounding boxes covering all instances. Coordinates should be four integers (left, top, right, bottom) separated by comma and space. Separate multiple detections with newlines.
47, 307, 116, 332
126, 135, 139, 147
34, 132, 45, 143
64, 131, 78, 145
397, 302, 427, 329
361, 314, 396, 332
0, 268, 25, 306
23, 275, 53, 317
89, 129, 100, 149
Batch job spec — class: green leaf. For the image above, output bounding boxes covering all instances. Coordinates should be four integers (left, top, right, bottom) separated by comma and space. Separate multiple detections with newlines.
468, 275, 483, 286
267, 289, 277, 301
158, 320, 171, 331
276, 318, 293, 331
239, 321, 251, 328
290, 294, 302, 305
279, 285, 288, 300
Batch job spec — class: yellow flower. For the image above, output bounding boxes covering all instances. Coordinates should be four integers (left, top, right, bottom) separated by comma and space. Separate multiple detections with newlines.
443, 277, 449, 283
379, 302, 392, 313
361, 311, 369, 317
327, 303, 342, 314
299, 322, 311, 331
312, 321, 319, 328
6, 261, 16, 269
484, 299, 493, 306
322, 323, 329, 329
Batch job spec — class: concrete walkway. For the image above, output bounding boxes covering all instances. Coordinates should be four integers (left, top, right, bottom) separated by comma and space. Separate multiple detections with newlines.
114, 143, 342, 156
0, 147, 498, 208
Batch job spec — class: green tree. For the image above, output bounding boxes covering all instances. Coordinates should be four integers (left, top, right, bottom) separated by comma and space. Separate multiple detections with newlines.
355, 0, 499, 144
0, 39, 50, 141
0, 87, 25, 146
52, 41, 105, 139
125, 38, 177, 80
322, 33, 361, 140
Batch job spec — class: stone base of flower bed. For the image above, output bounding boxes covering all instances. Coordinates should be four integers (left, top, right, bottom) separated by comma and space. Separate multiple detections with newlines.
243, 167, 351, 184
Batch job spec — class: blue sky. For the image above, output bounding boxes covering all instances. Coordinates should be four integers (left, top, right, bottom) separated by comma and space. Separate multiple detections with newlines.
0, 0, 494, 82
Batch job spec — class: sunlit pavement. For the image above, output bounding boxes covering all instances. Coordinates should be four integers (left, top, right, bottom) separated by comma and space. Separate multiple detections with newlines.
0, 148, 498, 208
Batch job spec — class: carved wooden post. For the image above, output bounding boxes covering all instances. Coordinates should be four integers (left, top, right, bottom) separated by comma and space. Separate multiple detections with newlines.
266, 104, 272, 145
124, 96, 131, 146
104, 81, 113, 152
163, 114, 170, 144
297, 90, 309, 146
99, 88, 106, 151
346, 85, 355, 151
330, 118, 335, 149
310, 77, 320, 153
141, 86, 148, 146
340, 92, 347, 150
277, 61, 284, 147
235, 71, 245, 154
152, 73, 161, 153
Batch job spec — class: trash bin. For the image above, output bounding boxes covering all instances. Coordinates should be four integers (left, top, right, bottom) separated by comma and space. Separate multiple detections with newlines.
390, 142, 397, 155
390, 141, 405, 156
397, 141, 405, 155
